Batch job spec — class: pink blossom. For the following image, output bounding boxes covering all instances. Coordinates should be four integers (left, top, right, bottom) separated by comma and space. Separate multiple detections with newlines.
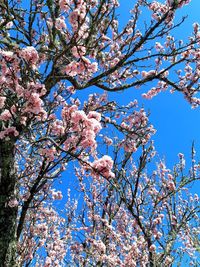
155, 42, 164, 51
149, 244, 156, 252
0, 127, 19, 139
89, 62, 98, 73
55, 17, 67, 30
81, 56, 91, 65
20, 46, 39, 67
40, 148, 57, 161
59, 0, 70, 12
104, 137, 113, 146
0, 96, 6, 108
24, 93, 44, 115
92, 155, 115, 179
0, 109, 12, 121
164, 256, 173, 264
5, 21, 13, 29
8, 198, 19, 208
65, 62, 78, 76
69, 10, 79, 27
0, 50, 14, 61
87, 111, 101, 122
72, 46, 86, 58
50, 120, 65, 136
86, 118, 102, 134
71, 110, 88, 123
141, 70, 156, 78
193, 22, 199, 34
66, 86, 76, 94
168, 181, 176, 191
51, 190, 63, 200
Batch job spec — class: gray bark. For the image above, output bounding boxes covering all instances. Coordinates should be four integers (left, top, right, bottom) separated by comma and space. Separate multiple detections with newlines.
0, 139, 18, 267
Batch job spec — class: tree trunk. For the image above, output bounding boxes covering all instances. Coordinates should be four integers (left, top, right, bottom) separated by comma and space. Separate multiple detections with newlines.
0, 139, 18, 267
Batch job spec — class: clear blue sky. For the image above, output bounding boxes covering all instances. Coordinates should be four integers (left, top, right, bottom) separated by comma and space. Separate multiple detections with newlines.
68, 3, 200, 265
53, 1, 200, 265
137, 0, 200, 165
77, 0, 200, 168
13, 1, 199, 265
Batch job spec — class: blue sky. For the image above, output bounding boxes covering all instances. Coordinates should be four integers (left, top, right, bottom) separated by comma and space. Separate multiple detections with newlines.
76, 3, 200, 264
76, 0, 200, 168
138, 0, 200, 165
8, 1, 199, 265
48, 1, 200, 265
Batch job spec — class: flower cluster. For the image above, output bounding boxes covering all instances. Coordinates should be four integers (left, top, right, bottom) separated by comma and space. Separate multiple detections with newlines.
120, 109, 156, 152
0, 47, 46, 139
92, 155, 115, 179
65, 57, 98, 79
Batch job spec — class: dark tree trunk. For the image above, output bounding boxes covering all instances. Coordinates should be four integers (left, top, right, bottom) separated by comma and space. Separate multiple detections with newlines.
0, 139, 18, 267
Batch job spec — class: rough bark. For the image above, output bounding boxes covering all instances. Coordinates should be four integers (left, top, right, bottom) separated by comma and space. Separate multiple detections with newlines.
0, 139, 18, 267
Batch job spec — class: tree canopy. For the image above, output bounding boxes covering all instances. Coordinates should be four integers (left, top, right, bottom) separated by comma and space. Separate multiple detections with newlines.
0, 0, 199, 266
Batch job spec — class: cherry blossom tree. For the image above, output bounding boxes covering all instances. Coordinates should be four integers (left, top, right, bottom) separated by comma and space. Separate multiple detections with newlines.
0, 0, 200, 266
61, 146, 200, 267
